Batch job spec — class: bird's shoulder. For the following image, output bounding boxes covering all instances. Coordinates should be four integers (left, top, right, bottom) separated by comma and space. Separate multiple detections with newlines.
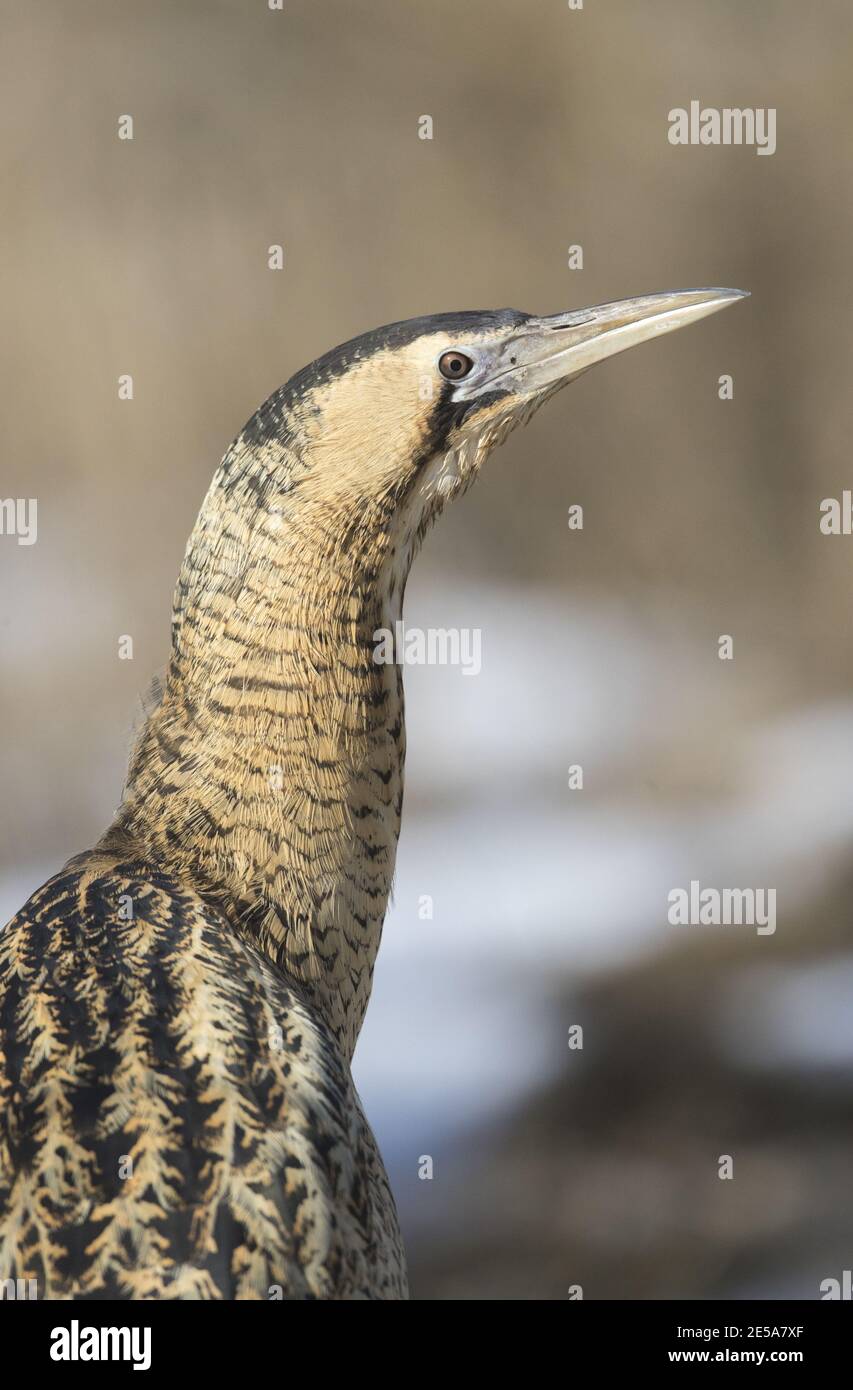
0, 847, 407, 1299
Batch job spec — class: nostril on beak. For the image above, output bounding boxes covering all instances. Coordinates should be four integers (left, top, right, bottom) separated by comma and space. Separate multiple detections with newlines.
542, 311, 597, 330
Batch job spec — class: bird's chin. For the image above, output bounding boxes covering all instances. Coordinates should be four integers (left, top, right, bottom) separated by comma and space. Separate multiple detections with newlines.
417, 397, 540, 522
452, 384, 554, 454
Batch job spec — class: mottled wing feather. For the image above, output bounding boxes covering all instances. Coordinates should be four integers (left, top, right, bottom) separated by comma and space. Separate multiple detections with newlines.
0, 851, 407, 1299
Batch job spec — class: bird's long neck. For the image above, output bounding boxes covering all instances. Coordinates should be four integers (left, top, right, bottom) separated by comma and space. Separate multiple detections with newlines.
106, 429, 415, 1060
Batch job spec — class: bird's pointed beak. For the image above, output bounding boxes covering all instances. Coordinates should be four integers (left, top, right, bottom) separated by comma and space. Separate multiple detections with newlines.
465, 288, 749, 399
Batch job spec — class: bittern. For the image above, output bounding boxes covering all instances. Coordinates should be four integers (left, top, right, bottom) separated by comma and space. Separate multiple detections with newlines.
0, 287, 746, 1299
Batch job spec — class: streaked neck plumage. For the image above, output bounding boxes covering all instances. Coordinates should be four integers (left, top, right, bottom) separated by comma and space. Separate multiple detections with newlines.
107, 443, 425, 1061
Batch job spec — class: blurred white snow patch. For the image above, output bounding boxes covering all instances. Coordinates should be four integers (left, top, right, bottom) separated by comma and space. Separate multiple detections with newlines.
399, 580, 725, 797
356, 582, 853, 1134
354, 959, 560, 1147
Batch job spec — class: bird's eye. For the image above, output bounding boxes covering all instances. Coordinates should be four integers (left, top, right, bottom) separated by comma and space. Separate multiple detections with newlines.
438, 350, 474, 381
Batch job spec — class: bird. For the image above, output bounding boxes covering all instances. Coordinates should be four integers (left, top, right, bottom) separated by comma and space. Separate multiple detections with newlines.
0, 287, 746, 1300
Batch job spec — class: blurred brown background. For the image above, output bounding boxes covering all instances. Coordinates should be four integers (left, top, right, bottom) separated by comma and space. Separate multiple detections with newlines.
2, 0, 852, 1299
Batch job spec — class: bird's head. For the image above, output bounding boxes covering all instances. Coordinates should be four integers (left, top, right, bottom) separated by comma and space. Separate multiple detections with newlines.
225, 287, 747, 586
